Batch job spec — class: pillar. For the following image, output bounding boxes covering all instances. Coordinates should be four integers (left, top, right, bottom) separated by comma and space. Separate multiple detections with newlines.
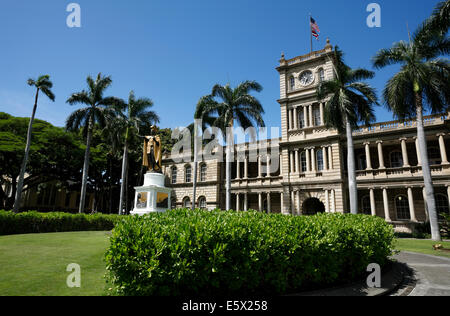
295, 150, 299, 173
382, 188, 391, 221
258, 155, 262, 178
400, 138, 410, 167
296, 191, 301, 215
258, 192, 262, 212
377, 141, 385, 169
266, 155, 271, 177
244, 155, 249, 178
236, 159, 241, 179
288, 109, 292, 130
328, 146, 333, 170
304, 106, 309, 128
369, 188, 376, 216
364, 142, 372, 170
323, 147, 328, 171
414, 137, 422, 166
325, 189, 330, 213
311, 147, 316, 172
407, 187, 417, 222
290, 151, 294, 173
438, 133, 449, 164
423, 187, 429, 222
244, 193, 248, 211
293, 107, 298, 130
267, 192, 271, 214
331, 189, 336, 213
319, 103, 324, 126
236, 193, 240, 211
306, 148, 311, 172
309, 105, 313, 127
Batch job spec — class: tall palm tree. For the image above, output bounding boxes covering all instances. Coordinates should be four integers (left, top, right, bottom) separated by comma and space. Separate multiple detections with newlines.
372, 23, 449, 241
317, 47, 378, 215
424, 0, 449, 36
196, 81, 265, 210
13, 75, 55, 213
66, 73, 124, 213
117, 91, 159, 215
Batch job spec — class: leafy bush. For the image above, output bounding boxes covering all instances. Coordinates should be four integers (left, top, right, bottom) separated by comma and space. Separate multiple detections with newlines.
0, 210, 122, 236
105, 209, 395, 296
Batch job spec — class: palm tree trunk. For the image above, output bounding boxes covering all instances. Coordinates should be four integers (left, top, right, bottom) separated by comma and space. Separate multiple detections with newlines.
225, 121, 233, 211
119, 138, 128, 215
416, 95, 441, 241
79, 115, 93, 214
13, 88, 40, 213
345, 115, 358, 214
192, 124, 199, 210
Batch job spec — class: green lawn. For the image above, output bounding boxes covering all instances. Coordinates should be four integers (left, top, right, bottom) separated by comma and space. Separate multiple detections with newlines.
0, 231, 110, 296
395, 238, 450, 259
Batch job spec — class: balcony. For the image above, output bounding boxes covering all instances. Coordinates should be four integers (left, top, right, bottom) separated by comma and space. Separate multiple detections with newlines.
356, 164, 450, 180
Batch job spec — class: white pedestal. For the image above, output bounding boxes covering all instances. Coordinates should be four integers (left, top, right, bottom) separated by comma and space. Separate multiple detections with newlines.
130, 172, 172, 216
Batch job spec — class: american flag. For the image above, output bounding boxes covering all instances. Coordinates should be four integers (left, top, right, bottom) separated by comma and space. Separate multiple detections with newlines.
310, 17, 320, 40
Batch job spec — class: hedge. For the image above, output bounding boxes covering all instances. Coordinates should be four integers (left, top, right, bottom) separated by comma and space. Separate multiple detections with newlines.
0, 210, 122, 236
105, 209, 396, 296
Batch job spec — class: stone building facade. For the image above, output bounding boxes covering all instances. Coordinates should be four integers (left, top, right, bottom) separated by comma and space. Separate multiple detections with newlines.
162, 41, 450, 233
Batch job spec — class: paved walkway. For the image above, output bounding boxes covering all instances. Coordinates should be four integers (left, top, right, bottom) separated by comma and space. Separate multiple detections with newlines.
393, 252, 450, 296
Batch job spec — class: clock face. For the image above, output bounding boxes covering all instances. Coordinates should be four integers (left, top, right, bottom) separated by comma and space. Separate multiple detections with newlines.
299, 70, 314, 86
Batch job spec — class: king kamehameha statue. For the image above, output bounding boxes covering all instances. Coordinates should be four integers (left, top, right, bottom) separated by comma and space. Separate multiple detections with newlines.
131, 125, 172, 215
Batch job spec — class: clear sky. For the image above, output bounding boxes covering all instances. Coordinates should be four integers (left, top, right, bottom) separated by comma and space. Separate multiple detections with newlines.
0, 0, 442, 130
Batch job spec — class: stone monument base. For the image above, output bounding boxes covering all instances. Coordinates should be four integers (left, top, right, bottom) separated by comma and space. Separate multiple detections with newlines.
130, 172, 172, 216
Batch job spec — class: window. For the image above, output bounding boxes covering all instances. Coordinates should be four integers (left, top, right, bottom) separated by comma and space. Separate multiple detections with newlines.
185, 165, 192, 183
428, 147, 441, 165
390, 151, 403, 168
318, 68, 325, 82
436, 194, 449, 219
298, 111, 305, 129
300, 151, 307, 173
316, 150, 324, 171
198, 197, 207, 210
171, 167, 177, 184
313, 107, 321, 126
183, 197, 191, 208
395, 195, 410, 220
289, 76, 295, 91
361, 196, 371, 215
200, 164, 207, 182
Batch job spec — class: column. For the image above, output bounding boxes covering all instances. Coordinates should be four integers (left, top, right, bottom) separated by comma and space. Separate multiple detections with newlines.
295, 150, 299, 173
407, 187, 417, 222
369, 188, 376, 216
319, 103, 324, 126
328, 146, 333, 170
364, 142, 372, 170
311, 147, 316, 172
267, 192, 271, 214
400, 138, 410, 167
382, 188, 391, 221
438, 133, 449, 164
288, 109, 292, 130
244, 193, 248, 211
323, 147, 328, 171
289, 151, 294, 173
325, 189, 330, 213
236, 193, 240, 211
306, 148, 311, 172
330, 189, 336, 213
296, 191, 301, 215
304, 106, 309, 128
244, 155, 249, 178
258, 155, 262, 178
266, 155, 271, 177
258, 192, 262, 212
236, 159, 241, 179
414, 137, 422, 166
423, 187, 429, 222
293, 107, 298, 130
309, 105, 313, 127
377, 141, 385, 169
291, 191, 295, 215
279, 154, 283, 175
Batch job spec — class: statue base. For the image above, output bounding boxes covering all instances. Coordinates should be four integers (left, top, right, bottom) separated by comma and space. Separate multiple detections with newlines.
130, 172, 172, 216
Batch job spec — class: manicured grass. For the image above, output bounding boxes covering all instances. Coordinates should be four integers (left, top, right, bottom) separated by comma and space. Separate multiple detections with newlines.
0, 231, 110, 296
396, 238, 450, 259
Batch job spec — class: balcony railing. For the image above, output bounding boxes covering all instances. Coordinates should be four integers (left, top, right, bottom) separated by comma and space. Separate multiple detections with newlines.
356, 164, 450, 179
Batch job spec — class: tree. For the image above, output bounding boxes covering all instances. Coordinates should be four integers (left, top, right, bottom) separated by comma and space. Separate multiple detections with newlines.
66, 73, 124, 213
116, 91, 159, 215
196, 81, 265, 210
424, 0, 450, 36
372, 21, 449, 241
13, 75, 55, 213
317, 47, 378, 215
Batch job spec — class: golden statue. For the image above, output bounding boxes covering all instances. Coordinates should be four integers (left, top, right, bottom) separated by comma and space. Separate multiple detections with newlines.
142, 126, 162, 173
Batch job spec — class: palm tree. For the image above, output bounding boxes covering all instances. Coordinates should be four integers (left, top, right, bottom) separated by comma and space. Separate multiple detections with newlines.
372, 23, 449, 241
196, 81, 265, 210
13, 75, 55, 213
317, 47, 378, 215
66, 73, 125, 213
117, 91, 159, 215
424, 0, 449, 36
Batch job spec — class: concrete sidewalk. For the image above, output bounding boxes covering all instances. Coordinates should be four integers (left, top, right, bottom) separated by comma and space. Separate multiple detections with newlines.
392, 252, 450, 296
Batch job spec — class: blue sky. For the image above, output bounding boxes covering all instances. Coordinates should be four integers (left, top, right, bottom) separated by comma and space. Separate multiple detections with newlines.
0, 0, 442, 130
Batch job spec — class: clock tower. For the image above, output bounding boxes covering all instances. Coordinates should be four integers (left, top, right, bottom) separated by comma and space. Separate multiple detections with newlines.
276, 39, 346, 215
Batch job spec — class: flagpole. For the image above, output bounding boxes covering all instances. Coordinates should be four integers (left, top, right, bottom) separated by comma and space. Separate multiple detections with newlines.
309, 13, 313, 53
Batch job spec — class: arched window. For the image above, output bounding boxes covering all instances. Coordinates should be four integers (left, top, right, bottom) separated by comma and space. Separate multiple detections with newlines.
428, 147, 441, 165
300, 151, 307, 173
316, 150, 324, 171
198, 196, 207, 210
361, 196, 371, 215
436, 194, 449, 218
185, 165, 192, 183
171, 167, 177, 184
395, 195, 410, 220
289, 76, 295, 91
318, 68, 325, 82
298, 111, 305, 129
390, 151, 403, 168
200, 164, 207, 182
183, 197, 191, 208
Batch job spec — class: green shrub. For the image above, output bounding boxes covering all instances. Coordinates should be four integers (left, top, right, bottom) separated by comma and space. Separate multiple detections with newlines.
105, 209, 395, 296
0, 210, 122, 235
